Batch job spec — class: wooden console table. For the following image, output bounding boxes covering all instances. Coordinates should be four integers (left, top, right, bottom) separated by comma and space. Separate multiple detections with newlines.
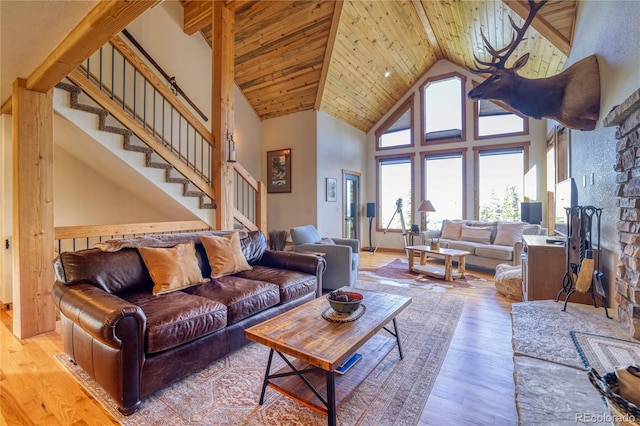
522, 235, 595, 305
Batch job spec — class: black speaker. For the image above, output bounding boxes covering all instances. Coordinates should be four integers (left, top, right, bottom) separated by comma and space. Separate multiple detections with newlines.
366, 203, 376, 218
521, 202, 542, 224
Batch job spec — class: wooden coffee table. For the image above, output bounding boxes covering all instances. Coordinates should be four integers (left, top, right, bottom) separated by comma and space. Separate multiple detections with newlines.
406, 245, 470, 281
244, 288, 411, 426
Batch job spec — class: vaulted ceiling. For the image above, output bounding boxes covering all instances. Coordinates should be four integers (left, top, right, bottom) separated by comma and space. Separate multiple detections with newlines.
183, 0, 577, 132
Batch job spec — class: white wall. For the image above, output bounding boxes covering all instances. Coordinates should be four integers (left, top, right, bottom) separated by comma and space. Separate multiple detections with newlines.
365, 59, 548, 250
54, 144, 188, 226
563, 0, 640, 306
316, 111, 366, 237
262, 110, 317, 233
234, 86, 262, 178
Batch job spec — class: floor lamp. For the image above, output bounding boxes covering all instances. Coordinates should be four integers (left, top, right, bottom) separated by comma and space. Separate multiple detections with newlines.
417, 200, 436, 232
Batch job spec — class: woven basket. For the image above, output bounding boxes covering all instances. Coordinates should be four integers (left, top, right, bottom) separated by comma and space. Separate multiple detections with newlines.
589, 368, 640, 425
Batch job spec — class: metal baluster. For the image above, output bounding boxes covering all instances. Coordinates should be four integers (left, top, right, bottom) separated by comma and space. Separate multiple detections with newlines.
153, 89, 157, 139
170, 106, 174, 152
143, 80, 147, 129
186, 122, 190, 170
99, 47, 103, 90
162, 99, 165, 145
122, 58, 126, 109
178, 117, 182, 162
86, 57, 90, 78
200, 131, 204, 180
111, 45, 115, 100
133, 68, 137, 120
208, 143, 212, 184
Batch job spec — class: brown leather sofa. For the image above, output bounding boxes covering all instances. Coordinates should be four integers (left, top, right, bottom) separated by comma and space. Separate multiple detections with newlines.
52, 230, 325, 415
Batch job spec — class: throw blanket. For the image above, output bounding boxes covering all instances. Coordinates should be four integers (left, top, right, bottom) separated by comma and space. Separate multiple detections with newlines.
93, 230, 248, 252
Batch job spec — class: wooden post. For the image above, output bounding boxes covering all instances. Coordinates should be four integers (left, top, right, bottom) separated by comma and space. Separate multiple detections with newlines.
211, 0, 235, 230
11, 78, 56, 338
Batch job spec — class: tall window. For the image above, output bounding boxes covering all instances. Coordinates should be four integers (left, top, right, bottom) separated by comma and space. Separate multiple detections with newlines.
377, 155, 413, 231
376, 95, 414, 150
476, 146, 527, 221
474, 98, 528, 139
421, 73, 466, 143
424, 152, 465, 229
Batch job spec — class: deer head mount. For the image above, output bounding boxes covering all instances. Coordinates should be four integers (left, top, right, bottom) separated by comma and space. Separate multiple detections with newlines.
467, 0, 600, 131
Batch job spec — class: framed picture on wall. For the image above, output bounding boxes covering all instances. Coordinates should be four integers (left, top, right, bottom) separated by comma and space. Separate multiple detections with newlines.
326, 178, 337, 202
267, 148, 292, 193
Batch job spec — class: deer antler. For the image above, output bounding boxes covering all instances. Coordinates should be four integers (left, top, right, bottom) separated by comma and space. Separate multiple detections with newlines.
468, 0, 548, 74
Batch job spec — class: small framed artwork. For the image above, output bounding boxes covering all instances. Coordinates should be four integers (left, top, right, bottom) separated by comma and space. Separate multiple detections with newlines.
267, 148, 292, 193
326, 178, 337, 202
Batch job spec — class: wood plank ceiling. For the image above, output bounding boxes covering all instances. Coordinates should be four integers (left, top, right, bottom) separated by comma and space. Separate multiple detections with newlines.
183, 0, 576, 133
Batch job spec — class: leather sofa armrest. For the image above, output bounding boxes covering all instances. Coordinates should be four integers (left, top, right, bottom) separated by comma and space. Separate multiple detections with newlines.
52, 280, 146, 348
261, 250, 327, 297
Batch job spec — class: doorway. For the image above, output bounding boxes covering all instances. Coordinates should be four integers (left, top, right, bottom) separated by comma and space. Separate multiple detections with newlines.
343, 171, 360, 239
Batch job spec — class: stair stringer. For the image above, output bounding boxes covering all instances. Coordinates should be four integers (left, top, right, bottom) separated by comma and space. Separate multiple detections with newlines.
53, 85, 215, 227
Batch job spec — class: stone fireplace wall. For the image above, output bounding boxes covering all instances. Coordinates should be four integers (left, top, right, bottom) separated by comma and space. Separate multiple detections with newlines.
607, 89, 640, 338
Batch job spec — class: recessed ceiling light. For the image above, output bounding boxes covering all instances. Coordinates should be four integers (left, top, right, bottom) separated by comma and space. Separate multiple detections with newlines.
384, 70, 391, 78
476, 47, 485, 54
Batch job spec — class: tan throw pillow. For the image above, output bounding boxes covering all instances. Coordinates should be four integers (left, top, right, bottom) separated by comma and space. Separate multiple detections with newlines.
493, 222, 525, 246
461, 225, 492, 244
201, 231, 252, 279
139, 241, 205, 295
441, 220, 465, 240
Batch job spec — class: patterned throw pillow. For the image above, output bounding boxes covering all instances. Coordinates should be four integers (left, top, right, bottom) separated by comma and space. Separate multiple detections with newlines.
139, 241, 205, 295
461, 225, 492, 244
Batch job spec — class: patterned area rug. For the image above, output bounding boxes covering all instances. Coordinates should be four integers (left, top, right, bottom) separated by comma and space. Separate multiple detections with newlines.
55, 280, 465, 426
359, 258, 484, 290
572, 331, 640, 373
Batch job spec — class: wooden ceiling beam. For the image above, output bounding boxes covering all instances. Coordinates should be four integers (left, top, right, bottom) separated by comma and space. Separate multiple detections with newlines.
183, 0, 212, 35
411, 0, 443, 59
184, 1, 248, 35
27, 0, 157, 94
502, 0, 571, 56
314, 0, 343, 111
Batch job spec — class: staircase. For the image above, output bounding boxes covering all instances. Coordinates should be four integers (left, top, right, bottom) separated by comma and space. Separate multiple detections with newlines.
54, 80, 216, 225
51, 34, 264, 232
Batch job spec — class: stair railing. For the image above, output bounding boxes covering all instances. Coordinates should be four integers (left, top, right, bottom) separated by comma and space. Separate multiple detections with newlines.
232, 162, 267, 231
66, 34, 264, 231
55, 220, 211, 253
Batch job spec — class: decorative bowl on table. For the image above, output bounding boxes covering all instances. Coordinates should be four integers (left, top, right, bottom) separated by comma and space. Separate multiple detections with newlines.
327, 290, 363, 314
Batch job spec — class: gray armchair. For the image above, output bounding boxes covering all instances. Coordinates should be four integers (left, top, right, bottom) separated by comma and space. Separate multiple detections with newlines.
289, 224, 360, 291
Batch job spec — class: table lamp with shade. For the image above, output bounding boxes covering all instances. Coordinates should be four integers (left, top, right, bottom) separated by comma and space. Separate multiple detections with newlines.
417, 200, 436, 231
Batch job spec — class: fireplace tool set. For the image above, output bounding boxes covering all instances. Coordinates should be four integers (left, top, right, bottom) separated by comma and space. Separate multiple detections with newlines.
556, 205, 610, 318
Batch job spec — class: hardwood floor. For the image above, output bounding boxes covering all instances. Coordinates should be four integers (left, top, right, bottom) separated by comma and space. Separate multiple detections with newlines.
0, 251, 517, 425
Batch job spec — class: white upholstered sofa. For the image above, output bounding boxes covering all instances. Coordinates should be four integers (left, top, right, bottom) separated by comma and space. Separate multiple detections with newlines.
426, 220, 548, 270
